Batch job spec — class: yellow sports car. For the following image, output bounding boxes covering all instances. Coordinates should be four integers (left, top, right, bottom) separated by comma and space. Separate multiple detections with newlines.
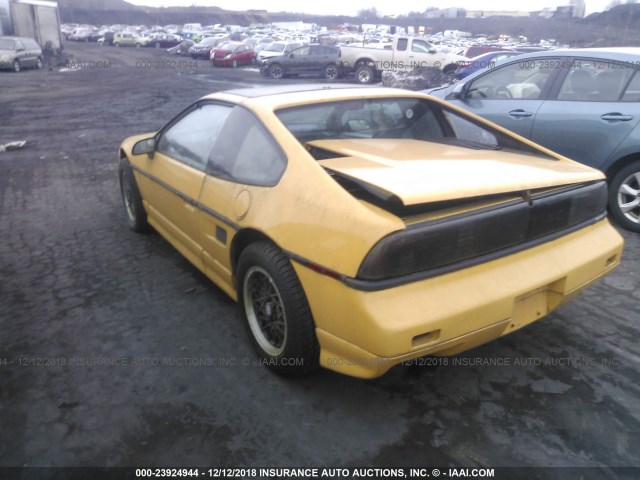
119, 85, 624, 379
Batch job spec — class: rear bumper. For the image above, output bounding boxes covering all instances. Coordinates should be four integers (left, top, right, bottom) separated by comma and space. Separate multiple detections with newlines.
293, 218, 623, 378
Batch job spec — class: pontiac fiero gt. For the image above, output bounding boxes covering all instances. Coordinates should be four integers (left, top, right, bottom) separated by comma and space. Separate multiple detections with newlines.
119, 85, 623, 378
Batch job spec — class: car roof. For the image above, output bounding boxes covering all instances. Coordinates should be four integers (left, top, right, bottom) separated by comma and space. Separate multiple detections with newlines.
452, 47, 640, 86
470, 50, 520, 60
203, 85, 431, 111
511, 47, 640, 62
209, 83, 375, 99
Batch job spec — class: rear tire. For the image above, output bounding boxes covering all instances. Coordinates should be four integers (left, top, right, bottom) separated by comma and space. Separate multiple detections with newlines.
237, 242, 319, 376
270, 63, 284, 79
323, 63, 338, 81
119, 159, 150, 233
609, 160, 640, 232
355, 64, 375, 84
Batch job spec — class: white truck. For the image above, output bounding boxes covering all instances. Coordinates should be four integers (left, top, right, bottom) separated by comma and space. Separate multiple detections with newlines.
339, 36, 464, 84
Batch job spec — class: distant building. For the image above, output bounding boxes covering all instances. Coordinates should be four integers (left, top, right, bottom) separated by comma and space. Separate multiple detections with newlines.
530, 8, 554, 19
424, 7, 465, 19
467, 10, 529, 18
569, 0, 586, 18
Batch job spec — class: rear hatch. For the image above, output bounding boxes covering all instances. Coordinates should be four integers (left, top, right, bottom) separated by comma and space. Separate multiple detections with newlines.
308, 138, 601, 207
307, 138, 608, 281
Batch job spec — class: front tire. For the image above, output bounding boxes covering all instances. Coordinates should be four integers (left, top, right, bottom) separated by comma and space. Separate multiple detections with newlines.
12, 60, 20, 72
609, 160, 640, 232
119, 159, 150, 233
237, 242, 319, 376
232, 59, 237, 68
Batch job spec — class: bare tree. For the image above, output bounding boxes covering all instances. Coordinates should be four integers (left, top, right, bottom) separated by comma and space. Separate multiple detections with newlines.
357, 7, 380, 19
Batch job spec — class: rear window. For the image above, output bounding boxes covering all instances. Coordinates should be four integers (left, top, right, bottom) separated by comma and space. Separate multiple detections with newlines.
275, 97, 554, 159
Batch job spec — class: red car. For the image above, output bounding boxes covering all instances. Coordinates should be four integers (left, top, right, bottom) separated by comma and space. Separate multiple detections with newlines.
210, 42, 255, 67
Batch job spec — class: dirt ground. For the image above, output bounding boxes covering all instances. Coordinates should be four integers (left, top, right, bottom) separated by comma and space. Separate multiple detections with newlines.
1, 41, 639, 477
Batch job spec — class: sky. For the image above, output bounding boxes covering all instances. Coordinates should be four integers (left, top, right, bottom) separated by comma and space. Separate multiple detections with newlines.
127, 0, 615, 17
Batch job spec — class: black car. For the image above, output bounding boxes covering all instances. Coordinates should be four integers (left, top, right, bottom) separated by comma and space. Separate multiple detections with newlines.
261, 44, 341, 80
98, 31, 115, 46
144, 33, 181, 49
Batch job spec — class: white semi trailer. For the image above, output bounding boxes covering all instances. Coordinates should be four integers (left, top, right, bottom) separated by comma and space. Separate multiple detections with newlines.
0, 0, 62, 49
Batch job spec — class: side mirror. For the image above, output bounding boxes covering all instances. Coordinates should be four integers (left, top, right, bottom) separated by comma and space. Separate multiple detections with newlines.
132, 138, 156, 158
451, 82, 467, 99
289, 53, 294, 58
428, 48, 437, 54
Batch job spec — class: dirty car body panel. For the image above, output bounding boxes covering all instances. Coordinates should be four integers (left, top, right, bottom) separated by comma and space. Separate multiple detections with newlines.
119, 85, 623, 378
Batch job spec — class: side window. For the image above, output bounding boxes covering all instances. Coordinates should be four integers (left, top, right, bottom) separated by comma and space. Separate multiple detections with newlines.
157, 103, 231, 171
293, 46, 311, 56
621, 71, 640, 101
396, 38, 408, 52
208, 107, 286, 186
467, 60, 554, 100
557, 60, 635, 101
442, 110, 498, 146
15, 40, 25, 50
412, 40, 432, 53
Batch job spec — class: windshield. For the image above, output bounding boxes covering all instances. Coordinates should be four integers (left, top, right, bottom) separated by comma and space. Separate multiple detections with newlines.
0, 39, 15, 50
265, 42, 285, 52
198, 37, 218, 46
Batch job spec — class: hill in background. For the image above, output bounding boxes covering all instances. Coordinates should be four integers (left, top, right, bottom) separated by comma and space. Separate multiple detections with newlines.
56, 0, 640, 47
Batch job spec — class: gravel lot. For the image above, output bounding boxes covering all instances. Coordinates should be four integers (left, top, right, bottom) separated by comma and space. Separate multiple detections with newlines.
1, 41, 639, 477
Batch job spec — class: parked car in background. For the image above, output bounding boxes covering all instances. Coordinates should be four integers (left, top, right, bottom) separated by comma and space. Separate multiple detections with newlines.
68, 27, 98, 42
463, 45, 515, 58
189, 37, 221, 59
253, 37, 275, 54
210, 42, 255, 67
144, 33, 181, 49
261, 44, 341, 80
0, 36, 42, 72
255, 41, 302, 63
97, 31, 115, 46
113, 32, 146, 48
427, 48, 640, 232
167, 40, 194, 56
340, 36, 465, 84
118, 85, 623, 378
454, 50, 523, 80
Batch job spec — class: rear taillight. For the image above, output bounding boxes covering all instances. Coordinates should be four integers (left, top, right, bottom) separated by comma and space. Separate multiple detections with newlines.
358, 182, 607, 281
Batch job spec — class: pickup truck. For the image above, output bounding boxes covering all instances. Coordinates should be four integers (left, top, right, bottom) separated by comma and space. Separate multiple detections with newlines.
340, 37, 464, 84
